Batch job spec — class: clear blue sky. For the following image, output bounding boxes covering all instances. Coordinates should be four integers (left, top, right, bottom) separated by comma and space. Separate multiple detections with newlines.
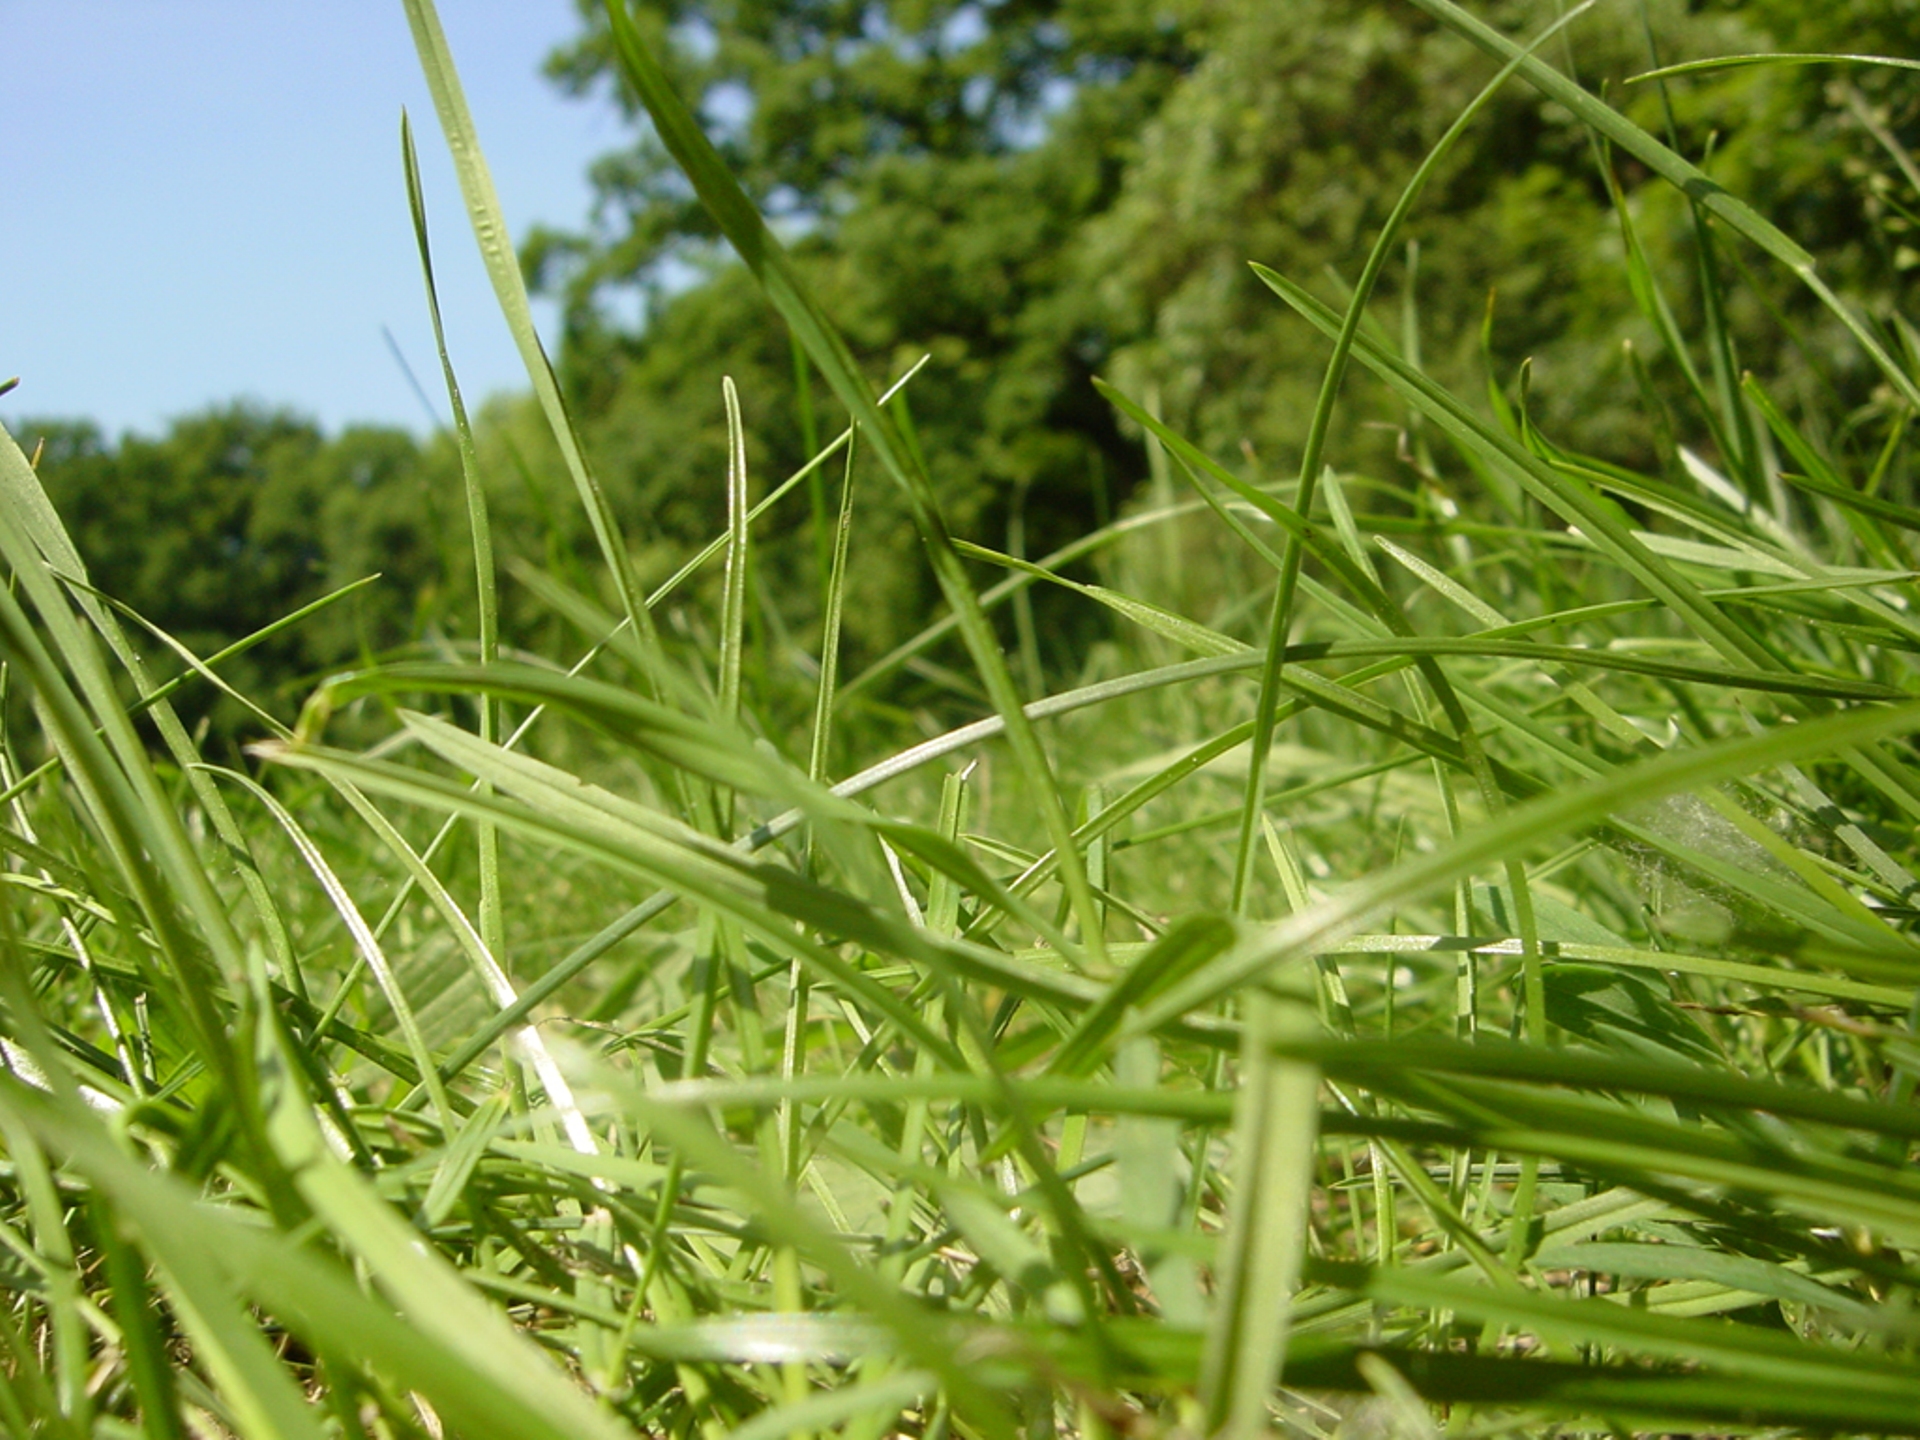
2, 1, 622, 441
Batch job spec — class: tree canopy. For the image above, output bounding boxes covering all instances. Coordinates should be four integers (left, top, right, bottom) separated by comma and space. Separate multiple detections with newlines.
524, 0, 1917, 658
18, 0, 1920, 722
12, 400, 588, 741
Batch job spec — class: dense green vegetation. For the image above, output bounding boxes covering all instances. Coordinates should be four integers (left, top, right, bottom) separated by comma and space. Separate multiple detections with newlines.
5, 0, 1920, 1436
19, 0, 1919, 708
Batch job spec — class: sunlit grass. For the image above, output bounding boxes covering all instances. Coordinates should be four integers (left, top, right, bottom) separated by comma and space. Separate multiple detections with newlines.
1, 2, 1919, 1437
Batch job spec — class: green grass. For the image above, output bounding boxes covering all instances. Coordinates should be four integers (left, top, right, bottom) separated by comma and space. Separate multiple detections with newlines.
3, 1, 1920, 1436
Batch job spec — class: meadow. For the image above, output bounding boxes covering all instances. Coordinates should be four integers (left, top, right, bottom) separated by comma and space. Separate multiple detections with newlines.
2, 1, 1920, 1436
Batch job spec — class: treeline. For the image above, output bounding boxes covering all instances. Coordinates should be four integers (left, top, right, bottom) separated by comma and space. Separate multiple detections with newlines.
16, 0, 1918, 738
15, 403, 592, 740
19, 411, 446, 733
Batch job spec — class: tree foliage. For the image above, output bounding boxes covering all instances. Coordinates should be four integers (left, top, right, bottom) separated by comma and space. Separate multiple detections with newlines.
519, 0, 1918, 678
18, 0, 1920, 721
12, 403, 591, 741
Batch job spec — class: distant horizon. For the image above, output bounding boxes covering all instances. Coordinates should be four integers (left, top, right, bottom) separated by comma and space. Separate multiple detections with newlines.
1, 1, 622, 442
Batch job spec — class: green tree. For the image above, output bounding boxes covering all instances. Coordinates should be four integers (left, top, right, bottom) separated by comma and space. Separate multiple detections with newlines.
18, 406, 448, 740
1069, 0, 1916, 648
531, 0, 1207, 663
535, 0, 1919, 677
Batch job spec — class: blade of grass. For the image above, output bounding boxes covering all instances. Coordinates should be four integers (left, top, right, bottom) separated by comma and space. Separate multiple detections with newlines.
400, 0, 658, 665
1633, 52, 1920, 82
598, 0, 1109, 968
1228, 0, 1594, 917
1200, 980, 1322, 1434
216, 767, 456, 1132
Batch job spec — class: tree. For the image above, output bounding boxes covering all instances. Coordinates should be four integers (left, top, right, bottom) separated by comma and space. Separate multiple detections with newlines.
24, 3, 1919, 732
528, 0, 1207, 664
18, 407, 450, 740
531, 0, 1918, 688
1079, 0, 1736, 465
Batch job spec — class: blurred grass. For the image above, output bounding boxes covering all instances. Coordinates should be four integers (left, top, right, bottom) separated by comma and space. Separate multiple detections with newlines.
2, 2, 1920, 1437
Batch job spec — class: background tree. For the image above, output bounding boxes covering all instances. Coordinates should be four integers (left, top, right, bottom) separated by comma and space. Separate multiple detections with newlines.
20, 1, 1920, 728
532, 0, 1209, 663
530, 0, 1919, 681
15, 407, 449, 741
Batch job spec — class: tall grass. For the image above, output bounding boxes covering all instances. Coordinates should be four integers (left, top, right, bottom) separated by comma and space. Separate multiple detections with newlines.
3, 1, 1920, 1436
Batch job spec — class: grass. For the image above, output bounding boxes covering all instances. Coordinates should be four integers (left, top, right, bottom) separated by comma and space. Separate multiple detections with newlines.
3, 0, 1920, 1436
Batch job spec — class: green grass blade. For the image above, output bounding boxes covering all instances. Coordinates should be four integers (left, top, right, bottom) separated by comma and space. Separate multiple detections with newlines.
1280, 1035, 1920, 1140
598, 0, 1109, 968
725, 1372, 932, 1440
1229, 0, 1593, 916
719, 376, 750, 730
1200, 982, 1322, 1433
94, 1197, 187, 1440
1328, 1259, 1920, 1396
215, 766, 456, 1132
952, 538, 1247, 659
808, 428, 859, 793
400, 0, 656, 656
400, 110, 511, 1017
1632, 52, 1920, 82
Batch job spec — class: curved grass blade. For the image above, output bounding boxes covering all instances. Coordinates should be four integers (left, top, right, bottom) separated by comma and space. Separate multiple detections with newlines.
214, 767, 456, 1131
400, 0, 655, 658
1318, 1258, 1920, 1398
1534, 1241, 1881, 1323
724, 1372, 932, 1440
1280, 1346, 1920, 1433
1632, 52, 1920, 83
400, 109, 514, 1008
1278, 1035, 1920, 1140
597, 0, 1109, 967
719, 376, 749, 731
1229, 0, 1593, 916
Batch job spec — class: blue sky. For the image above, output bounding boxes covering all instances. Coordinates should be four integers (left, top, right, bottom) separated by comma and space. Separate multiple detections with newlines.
2, 1, 622, 440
